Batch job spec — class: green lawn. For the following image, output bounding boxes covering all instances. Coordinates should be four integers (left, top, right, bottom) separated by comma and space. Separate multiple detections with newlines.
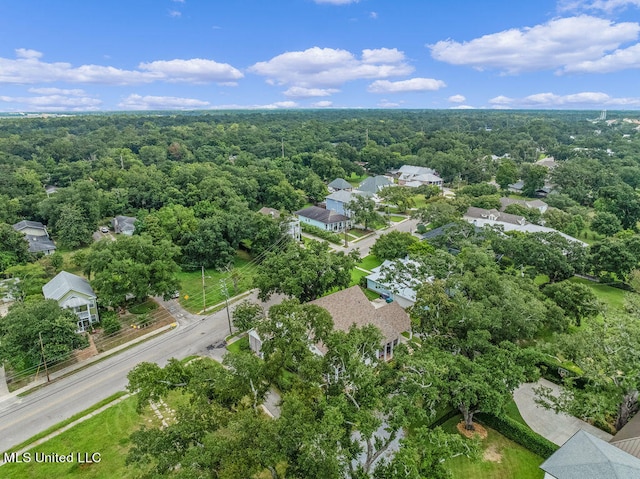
176, 251, 254, 313
441, 416, 544, 479
347, 173, 368, 187
357, 254, 383, 272
348, 228, 369, 238
412, 194, 429, 208
350, 268, 368, 286
1, 395, 153, 479
388, 215, 406, 223
569, 277, 627, 311
226, 335, 250, 355
503, 399, 528, 426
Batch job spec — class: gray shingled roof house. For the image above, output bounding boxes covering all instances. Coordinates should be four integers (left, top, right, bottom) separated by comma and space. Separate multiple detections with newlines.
295, 206, 351, 232
12, 220, 56, 255
249, 286, 411, 361
112, 215, 136, 235
43, 271, 99, 333
540, 430, 640, 479
358, 176, 394, 194
328, 178, 352, 191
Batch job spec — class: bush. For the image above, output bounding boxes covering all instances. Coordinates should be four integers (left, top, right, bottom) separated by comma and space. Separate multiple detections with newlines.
300, 223, 343, 244
476, 413, 559, 458
101, 311, 121, 335
136, 313, 154, 328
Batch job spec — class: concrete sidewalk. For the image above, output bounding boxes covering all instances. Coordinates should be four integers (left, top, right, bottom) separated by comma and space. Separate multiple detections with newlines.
0, 322, 176, 402
513, 378, 612, 446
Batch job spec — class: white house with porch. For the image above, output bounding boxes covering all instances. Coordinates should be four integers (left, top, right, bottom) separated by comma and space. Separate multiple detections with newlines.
43, 271, 99, 333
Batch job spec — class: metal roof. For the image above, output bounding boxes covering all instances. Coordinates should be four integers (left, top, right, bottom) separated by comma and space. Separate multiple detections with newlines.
43, 271, 96, 301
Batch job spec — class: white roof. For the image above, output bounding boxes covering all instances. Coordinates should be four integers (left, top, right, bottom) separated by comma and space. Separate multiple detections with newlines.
366, 258, 427, 303
465, 218, 587, 246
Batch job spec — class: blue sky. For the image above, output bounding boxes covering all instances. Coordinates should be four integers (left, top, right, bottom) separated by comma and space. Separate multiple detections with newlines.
1, 0, 640, 111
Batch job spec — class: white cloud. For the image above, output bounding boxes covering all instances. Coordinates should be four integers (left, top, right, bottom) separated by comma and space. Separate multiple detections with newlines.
0, 50, 243, 85
249, 47, 413, 88
565, 42, 640, 72
28, 87, 87, 96
448, 94, 466, 103
450, 105, 476, 109
378, 99, 402, 108
0, 94, 102, 111
489, 91, 640, 107
559, 0, 640, 12
314, 0, 359, 4
118, 94, 210, 110
15, 48, 42, 59
138, 58, 243, 83
368, 77, 446, 93
370, 11, 378, 19
312, 101, 333, 107
169, 10, 182, 18
430, 15, 640, 74
283, 86, 339, 98
207, 101, 299, 110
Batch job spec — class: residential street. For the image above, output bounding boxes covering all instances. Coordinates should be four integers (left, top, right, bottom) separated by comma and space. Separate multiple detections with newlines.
0, 291, 281, 454
344, 217, 420, 256
0, 218, 419, 454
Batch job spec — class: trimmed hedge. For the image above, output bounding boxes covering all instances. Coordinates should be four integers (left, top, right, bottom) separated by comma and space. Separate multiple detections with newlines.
300, 223, 343, 244
476, 413, 559, 458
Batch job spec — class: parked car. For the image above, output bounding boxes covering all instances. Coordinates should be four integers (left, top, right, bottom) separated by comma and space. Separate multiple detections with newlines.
100, 226, 109, 233
171, 290, 180, 299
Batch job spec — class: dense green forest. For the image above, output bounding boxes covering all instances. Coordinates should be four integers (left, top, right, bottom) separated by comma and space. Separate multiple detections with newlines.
3, 110, 640, 477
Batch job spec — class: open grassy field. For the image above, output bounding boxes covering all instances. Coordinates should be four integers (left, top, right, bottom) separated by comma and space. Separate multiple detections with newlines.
1, 395, 152, 479
441, 416, 544, 479
176, 251, 254, 313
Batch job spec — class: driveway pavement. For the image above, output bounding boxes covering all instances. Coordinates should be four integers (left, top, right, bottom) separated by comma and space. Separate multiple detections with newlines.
513, 378, 613, 446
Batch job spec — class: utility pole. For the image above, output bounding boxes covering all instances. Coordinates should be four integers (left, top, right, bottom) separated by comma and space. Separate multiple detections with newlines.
201, 265, 206, 313
39, 332, 50, 382
220, 279, 233, 336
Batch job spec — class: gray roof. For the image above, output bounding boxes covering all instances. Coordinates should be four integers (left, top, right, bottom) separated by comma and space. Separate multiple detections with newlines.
12, 220, 47, 232
464, 207, 526, 226
328, 178, 352, 190
43, 271, 96, 301
295, 206, 349, 225
359, 176, 393, 194
541, 430, 640, 479
509, 180, 525, 190
258, 207, 281, 218
25, 235, 56, 253
326, 189, 374, 203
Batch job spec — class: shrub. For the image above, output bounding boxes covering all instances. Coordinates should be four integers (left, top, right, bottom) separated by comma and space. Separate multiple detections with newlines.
101, 311, 121, 335
300, 223, 343, 244
476, 413, 558, 458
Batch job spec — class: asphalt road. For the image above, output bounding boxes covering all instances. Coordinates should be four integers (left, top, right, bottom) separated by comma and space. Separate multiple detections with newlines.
0, 291, 280, 454
0, 219, 419, 454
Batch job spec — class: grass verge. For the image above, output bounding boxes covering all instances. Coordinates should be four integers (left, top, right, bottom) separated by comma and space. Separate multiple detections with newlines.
4, 391, 128, 455
1, 395, 152, 479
